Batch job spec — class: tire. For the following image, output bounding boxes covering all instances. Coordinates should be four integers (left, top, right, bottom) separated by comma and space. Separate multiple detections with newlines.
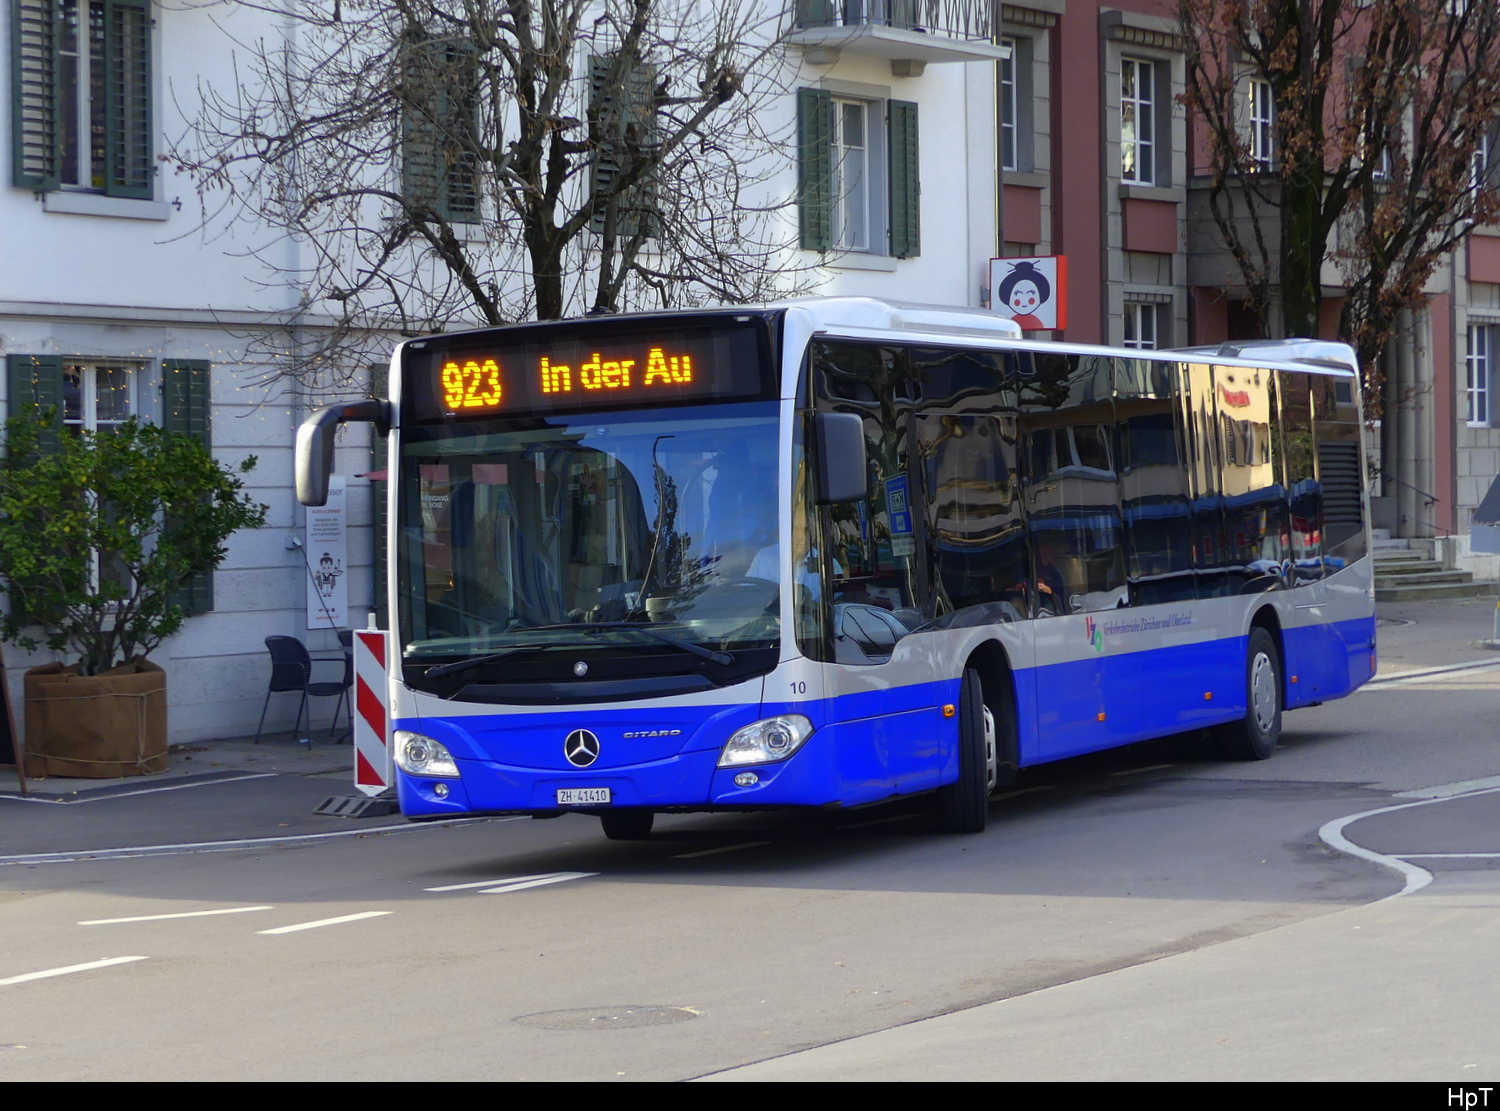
937, 669, 990, 833
600, 809, 654, 840
1214, 626, 1282, 761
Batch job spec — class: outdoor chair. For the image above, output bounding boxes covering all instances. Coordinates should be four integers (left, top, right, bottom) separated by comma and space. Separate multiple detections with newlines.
256, 635, 352, 745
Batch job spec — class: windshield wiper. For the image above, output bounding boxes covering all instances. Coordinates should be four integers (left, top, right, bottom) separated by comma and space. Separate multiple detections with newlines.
421, 646, 536, 679
523, 621, 735, 667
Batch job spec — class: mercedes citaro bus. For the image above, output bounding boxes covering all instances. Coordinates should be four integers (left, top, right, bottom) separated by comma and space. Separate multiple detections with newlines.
296, 298, 1374, 838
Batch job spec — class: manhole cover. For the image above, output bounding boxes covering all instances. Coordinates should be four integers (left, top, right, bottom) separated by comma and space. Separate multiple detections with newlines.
1378, 617, 1415, 627
514, 1005, 701, 1031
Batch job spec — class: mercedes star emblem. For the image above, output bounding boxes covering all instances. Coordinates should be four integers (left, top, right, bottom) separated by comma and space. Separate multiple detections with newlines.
564, 729, 600, 767
573, 660, 589, 677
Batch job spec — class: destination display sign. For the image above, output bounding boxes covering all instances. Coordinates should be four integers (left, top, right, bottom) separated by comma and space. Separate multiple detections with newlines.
405, 319, 770, 421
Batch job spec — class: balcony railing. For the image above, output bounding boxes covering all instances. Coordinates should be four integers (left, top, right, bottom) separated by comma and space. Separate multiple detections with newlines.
790, 0, 1005, 68
794, 0, 995, 42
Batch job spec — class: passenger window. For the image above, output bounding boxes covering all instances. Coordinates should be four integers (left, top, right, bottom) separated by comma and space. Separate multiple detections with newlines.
1118, 359, 1196, 604
1311, 374, 1367, 570
1215, 364, 1289, 593
1022, 354, 1127, 615
1278, 371, 1324, 584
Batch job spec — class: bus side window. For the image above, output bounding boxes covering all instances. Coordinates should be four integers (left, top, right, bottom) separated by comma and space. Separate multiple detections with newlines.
1118, 358, 1196, 605
1311, 374, 1366, 570
1022, 354, 1126, 615
1215, 363, 1288, 594
1278, 371, 1324, 584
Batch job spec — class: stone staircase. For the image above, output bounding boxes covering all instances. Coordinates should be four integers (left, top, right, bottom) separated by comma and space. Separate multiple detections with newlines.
1373, 532, 1496, 602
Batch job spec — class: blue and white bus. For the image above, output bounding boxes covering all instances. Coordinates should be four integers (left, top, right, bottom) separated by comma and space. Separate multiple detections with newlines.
296, 298, 1375, 837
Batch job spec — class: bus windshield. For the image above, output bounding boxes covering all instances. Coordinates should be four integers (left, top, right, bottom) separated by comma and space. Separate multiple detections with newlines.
397, 402, 782, 671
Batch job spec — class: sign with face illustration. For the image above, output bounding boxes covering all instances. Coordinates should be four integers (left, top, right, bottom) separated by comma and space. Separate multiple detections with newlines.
989, 255, 1068, 331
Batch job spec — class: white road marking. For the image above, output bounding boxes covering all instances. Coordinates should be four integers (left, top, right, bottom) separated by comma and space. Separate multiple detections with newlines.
1403, 853, 1500, 859
481, 872, 597, 894
1, 773, 277, 806
79, 906, 274, 926
673, 842, 771, 859
1396, 774, 1500, 800
0, 956, 147, 987
426, 875, 569, 892
1361, 658, 1500, 689
0, 816, 513, 867
258, 911, 392, 935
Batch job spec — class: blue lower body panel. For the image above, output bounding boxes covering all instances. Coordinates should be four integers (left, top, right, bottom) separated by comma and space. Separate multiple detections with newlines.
395, 684, 956, 819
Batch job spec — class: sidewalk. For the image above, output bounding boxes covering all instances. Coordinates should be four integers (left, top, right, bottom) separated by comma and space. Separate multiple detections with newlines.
1, 731, 353, 800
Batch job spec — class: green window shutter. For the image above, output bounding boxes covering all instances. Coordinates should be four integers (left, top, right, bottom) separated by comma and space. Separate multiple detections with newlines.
589, 54, 658, 239
162, 359, 214, 614
797, 87, 833, 251
888, 99, 920, 259
401, 39, 478, 223
6, 353, 65, 457
103, 0, 153, 199
11, 0, 61, 191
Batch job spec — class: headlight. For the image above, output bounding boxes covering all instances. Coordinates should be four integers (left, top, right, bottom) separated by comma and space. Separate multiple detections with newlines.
393, 730, 460, 778
718, 714, 814, 767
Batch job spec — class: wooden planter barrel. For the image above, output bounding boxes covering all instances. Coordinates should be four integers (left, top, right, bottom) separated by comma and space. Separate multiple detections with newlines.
22, 659, 167, 778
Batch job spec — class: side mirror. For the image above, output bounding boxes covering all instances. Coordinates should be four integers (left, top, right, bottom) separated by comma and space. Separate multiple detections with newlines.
815, 412, 867, 504
296, 399, 391, 506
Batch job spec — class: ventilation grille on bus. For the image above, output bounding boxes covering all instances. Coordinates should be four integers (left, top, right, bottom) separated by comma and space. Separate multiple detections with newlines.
1318, 441, 1364, 527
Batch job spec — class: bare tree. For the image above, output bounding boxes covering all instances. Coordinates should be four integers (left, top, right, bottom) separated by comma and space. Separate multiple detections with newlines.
171, 1, 811, 388
1179, 0, 1500, 396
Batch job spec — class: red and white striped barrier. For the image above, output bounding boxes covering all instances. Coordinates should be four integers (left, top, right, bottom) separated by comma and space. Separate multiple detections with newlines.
352, 629, 392, 797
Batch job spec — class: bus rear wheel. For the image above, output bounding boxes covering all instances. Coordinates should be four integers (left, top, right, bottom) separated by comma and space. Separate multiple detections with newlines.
600, 809, 654, 840
936, 669, 992, 833
1215, 627, 1282, 761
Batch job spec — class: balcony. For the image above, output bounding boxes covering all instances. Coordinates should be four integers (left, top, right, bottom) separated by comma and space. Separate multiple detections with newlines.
790, 1, 1010, 73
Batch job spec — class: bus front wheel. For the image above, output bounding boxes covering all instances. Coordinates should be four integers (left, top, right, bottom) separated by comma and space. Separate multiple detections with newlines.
936, 669, 991, 833
600, 809, 655, 840
1215, 627, 1282, 761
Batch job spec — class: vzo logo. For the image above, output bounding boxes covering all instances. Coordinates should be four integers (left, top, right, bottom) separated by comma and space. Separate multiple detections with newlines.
1085, 616, 1104, 654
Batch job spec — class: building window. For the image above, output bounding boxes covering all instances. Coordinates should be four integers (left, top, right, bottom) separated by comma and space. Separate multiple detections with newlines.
1123, 302, 1161, 349
1469, 323, 1493, 426
1121, 58, 1156, 185
11, 0, 153, 197
1249, 79, 1275, 171
62, 360, 135, 435
1471, 132, 1492, 195
1000, 37, 1018, 173
798, 88, 920, 258
832, 98, 871, 250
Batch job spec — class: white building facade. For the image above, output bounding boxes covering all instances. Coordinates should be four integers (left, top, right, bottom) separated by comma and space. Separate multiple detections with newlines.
2, 1, 1013, 744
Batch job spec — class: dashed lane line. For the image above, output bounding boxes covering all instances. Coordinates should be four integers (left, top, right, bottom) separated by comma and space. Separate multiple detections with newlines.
673, 842, 771, 859
79, 906, 274, 926
0, 956, 148, 987
480, 872, 597, 894
258, 911, 392, 935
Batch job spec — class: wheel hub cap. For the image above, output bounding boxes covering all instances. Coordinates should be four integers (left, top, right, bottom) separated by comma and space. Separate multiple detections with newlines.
1251, 652, 1277, 732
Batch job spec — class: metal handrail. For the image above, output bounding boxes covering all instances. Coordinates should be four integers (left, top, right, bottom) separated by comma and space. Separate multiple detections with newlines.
1379, 471, 1438, 508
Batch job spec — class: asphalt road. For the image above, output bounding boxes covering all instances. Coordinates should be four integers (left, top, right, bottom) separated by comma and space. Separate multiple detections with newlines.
1, 600, 1498, 1081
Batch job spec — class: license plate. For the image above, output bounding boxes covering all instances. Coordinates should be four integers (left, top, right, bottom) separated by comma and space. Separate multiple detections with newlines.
556, 788, 611, 806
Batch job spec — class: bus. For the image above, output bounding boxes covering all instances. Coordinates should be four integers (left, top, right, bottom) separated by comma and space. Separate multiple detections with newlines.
295, 297, 1375, 838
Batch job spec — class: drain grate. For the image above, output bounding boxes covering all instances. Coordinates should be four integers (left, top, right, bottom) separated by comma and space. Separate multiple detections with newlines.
514, 1005, 701, 1031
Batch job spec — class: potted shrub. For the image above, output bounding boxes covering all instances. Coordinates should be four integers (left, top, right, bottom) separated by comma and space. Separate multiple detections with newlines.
0, 411, 267, 777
